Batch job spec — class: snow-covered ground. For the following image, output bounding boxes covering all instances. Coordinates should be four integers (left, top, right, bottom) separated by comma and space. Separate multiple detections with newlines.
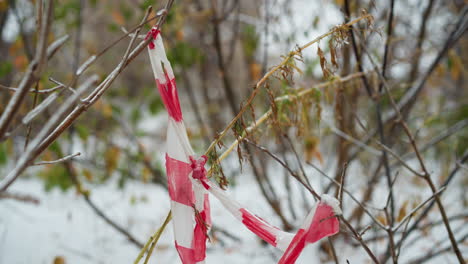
1, 152, 466, 264
0, 175, 330, 264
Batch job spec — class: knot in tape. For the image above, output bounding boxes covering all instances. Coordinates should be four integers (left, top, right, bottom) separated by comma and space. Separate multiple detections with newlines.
189, 155, 208, 180
189, 155, 210, 190
145, 27, 160, 50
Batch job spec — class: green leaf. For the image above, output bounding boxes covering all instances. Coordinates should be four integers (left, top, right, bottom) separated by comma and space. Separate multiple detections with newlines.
139, 0, 153, 10
242, 25, 259, 59
149, 96, 164, 115
107, 23, 119, 33
0, 144, 7, 166
75, 124, 89, 141
0, 62, 12, 78
55, 0, 80, 21
131, 107, 142, 125
111, 103, 122, 115
49, 141, 61, 155
39, 165, 73, 192
167, 42, 202, 68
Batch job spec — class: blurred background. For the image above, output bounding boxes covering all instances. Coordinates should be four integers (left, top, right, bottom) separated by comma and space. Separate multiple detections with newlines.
0, 0, 467, 263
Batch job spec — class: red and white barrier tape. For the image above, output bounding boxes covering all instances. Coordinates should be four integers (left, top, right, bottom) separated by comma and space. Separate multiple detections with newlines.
147, 27, 341, 264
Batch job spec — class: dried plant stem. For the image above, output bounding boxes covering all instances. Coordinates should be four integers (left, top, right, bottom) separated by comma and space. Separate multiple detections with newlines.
208, 72, 365, 173
134, 211, 172, 264
204, 14, 372, 156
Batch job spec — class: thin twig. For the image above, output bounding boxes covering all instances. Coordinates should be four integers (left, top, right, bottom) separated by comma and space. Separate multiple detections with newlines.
0, 2, 174, 191
326, 120, 380, 155
392, 187, 446, 232
244, 139, 320, 200
0, 84, 65, 94
307, 161, 387, 230
0, 75, 99, 191
340, 216, 380, 264
84, 194, 143, 248
362, 39, 466, 263
391, 153, 468, 258
32, 152, 81, 166
0, 191, 40, 204
0, 1, 61, 138
373, 140, 424, 177
408, 232, 468, 264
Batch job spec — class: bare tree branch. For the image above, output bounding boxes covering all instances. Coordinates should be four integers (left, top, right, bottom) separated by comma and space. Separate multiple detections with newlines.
32, 152, 81, 166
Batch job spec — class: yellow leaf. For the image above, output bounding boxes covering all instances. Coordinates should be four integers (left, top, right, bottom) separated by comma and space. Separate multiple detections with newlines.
376, 213, 387, 226
53, 256, 66, 264
83, 169, 93, 181
397, 200, 409, 222
105, 146, 120, 174
101, 102, 113, 118
142, 167, 150, 183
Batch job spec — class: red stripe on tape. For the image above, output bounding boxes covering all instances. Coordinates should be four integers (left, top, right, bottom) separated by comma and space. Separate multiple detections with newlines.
166, 154, 194, 206
305, 203, 339, 243
279, 202, 339, 263
175, 242, 197, 264
156, 75, 183, 122
278, 229, 306, 264
240, 208, 277, 247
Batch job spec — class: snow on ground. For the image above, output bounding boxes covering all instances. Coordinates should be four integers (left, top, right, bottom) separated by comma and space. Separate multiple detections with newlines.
0, 171, 325, 264
2, 151, 465, 264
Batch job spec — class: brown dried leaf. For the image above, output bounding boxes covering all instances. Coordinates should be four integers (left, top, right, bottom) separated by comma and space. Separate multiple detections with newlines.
329, 39, 339, 68
249, 62, 261, 81
376, 213, 388, 226
317, 47, 331, 79
361, 9, 374, 27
